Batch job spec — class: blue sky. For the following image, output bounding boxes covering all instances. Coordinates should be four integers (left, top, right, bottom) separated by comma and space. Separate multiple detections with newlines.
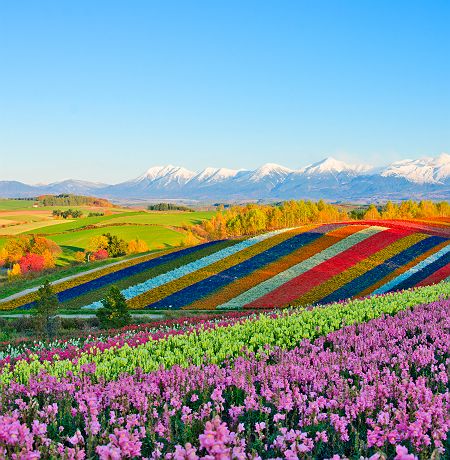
1, 0, 449, 184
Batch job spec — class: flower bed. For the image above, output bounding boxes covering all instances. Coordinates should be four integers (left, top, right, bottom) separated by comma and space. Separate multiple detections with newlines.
2, 282, 449, 385
141, 225, 350, 310
80, 228, 291, 310
0, 243, 221, 311
63, 239, 237, 309
191, 224, 367, 310
0, 299, 448, 458
127, 226, 314, 309
379, 243, 450, 292
319, 235, 448, 304
296, 230, 426, 306
240, 226, 385, 309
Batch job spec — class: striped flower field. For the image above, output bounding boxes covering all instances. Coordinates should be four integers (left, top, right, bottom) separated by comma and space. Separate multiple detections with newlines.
1, 219, 449, 311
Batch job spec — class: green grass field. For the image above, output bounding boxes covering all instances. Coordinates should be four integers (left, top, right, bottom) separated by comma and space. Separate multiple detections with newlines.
0, 209, 214, 294
49, 225, 185, 252
0, 199, 36, 211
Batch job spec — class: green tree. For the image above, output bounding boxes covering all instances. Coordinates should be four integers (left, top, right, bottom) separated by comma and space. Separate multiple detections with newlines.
34, 280, 60, 339
96, 286, 131, 329
103, 233, 128, 257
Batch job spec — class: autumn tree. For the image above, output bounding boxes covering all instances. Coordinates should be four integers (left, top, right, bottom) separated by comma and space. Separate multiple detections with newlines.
128, 238, 150, 254
364, 204, 381, 220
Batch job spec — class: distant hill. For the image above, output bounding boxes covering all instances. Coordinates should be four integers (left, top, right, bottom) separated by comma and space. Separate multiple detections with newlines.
1, 154, 450, 202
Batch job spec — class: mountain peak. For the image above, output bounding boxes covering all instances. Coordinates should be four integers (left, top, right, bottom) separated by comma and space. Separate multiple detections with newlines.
303, 157, 372, 175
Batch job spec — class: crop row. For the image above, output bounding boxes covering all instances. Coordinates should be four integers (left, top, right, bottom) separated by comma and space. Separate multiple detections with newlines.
0, 240, 233, 311
1, 281, 449, 385
0, 297, 447, 458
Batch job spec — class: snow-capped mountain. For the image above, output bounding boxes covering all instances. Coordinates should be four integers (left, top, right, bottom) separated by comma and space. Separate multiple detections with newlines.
381, 153, 450, 184
189, 167, 244, 185
1, 154, 449, 202
300, 157, 373, 176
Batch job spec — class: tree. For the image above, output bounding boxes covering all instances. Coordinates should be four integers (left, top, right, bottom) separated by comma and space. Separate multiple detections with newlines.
128, 238, 149, 254
7, 263, 21, 280
87, 235, 109, 253
75, 251, 86, 263
96, 286, 131, 329
34, 281, 60, 339
103, 233, 128, 257
364, 204, 381, 220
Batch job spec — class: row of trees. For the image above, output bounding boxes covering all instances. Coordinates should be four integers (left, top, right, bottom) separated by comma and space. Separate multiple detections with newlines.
52, 208, 83, 219
147, 202, 194, 212
74, 233, 149, 263
362, 200, 450, 220
37, 194, 113, 207
191, 199, 450, 241
193, 200, 348, 240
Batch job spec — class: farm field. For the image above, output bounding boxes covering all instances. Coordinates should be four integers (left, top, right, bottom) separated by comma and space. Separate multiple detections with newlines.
2, 219, 449, 312
0, 206, 215, 264
0, 283, 448, 458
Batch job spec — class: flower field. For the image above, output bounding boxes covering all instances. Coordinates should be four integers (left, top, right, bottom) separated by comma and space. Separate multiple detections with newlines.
1, 220, 449, 312
0, 283, 448, 458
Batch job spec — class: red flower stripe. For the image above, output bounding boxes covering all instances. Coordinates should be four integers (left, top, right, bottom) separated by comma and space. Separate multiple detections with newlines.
416, 262, 450, 286
245, 227, 411, 308
358, 239, 450, 297
187, 224, 367, 310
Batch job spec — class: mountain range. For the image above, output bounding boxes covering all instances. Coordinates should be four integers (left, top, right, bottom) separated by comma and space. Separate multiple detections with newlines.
2, 154, 450, 203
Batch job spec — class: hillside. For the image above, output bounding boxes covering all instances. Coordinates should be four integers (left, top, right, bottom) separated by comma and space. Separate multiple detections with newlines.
2, 219, 448, 312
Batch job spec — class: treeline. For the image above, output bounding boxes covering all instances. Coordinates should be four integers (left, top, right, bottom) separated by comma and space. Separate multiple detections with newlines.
191, 199, 450, 241
192, 200, 348, 240
147, 202, 194, 212
52, 209, 83, 219
37, 194, 113, 207
362, 200, 450, 220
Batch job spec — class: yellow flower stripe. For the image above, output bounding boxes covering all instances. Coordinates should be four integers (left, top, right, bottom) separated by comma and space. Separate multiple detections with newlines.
0, 247, 179, 311
186, 225, 369, 310
292, 232, 427, 307
127, 227, 315, 309
358, 238, 450, 297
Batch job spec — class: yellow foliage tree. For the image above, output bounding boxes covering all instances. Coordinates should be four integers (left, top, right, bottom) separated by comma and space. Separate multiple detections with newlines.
364, 204, 381, 220
128, 238, 150, 254
7, 263, 21, 280
42, 249, 56, 269
75, 251, 86, 263
87, 235, 109, 253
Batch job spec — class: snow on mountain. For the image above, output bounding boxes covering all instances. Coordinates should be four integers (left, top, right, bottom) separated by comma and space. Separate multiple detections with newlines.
136, 165, 196, 185
2, 155, 449, 201
381, 153, 450, 184
191, 167, 243, 184
301, 157, 373, 176
245, 163, 294, 187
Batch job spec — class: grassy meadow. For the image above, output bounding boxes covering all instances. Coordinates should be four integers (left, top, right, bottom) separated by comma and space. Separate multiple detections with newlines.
0, 200, 215, 297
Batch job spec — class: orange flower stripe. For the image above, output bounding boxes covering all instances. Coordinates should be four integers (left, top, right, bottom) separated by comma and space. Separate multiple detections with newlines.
186, 224, 368, 310
126, 226, 315, 309
358, 238, 450, 297
292, 232, 427, 307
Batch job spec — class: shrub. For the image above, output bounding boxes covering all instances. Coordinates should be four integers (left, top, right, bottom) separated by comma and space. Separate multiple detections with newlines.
92, 249, 108, 260
18, 253, 45, 273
